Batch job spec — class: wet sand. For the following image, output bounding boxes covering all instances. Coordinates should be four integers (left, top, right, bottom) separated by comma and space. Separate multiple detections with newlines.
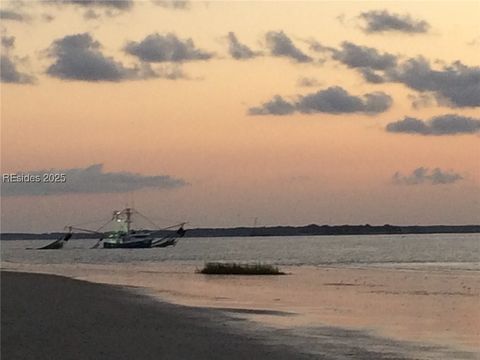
2, 266, 479, 360
4, 270, 478, 360
2, 271, 319, 360
3, 261, 478, 353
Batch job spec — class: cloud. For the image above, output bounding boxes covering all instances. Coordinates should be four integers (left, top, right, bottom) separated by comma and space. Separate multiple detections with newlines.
0, 9, 28, 22
141, 63, 188, 80
386, 114, 480, 135
1, 35, 35, 84
308, 40, 397, 83
1, 164, 187, 197
248, 95, 296, 115
357, 67, 385, 84
407, 93, 435, 109
330, 42, 397, 83
297, 87, 392, 114
265, 31, 312, 63
393, 167, 463, 185
46, 33, 136, 81
320, 43, 479, 107
1, 35, 15, 50
124, 33, 213, 63
1, 55, 35, 84
386, 57, 480, 108
249, 86, 392, 116
53, 0, 133, 10
307, 40, 335, 53
83, 9, 101, 20
333, 42, 397, 70
297, 77, 321, 87
45, 33, 181, 82
153, 0, 190, 9
359, 10, 430, 34
44, 0, 133, 18
323, 43, 480, 107
227, 32, 258, 60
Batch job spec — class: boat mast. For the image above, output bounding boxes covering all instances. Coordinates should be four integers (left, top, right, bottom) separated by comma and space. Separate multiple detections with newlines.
125, 208, 132, 233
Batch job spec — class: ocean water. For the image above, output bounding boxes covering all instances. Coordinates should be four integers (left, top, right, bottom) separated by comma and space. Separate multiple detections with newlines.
1, 233, 479, 269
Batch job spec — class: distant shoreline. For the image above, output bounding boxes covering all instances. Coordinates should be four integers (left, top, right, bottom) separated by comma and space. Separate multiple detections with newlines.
2, 224, 479, 240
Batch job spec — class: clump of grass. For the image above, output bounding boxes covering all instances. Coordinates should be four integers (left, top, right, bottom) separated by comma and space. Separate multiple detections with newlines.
198, 262, 285, 275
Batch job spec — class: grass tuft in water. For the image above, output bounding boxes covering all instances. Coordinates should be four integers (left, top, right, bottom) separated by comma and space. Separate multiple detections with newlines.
198, 262, 285, 275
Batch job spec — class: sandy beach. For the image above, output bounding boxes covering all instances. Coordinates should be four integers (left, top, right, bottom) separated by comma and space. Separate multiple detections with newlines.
2, 262, 478, 360
2, 271, 320, 360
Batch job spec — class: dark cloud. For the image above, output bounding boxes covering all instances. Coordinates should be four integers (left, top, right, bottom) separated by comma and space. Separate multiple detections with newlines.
386, 57, 480, 108
320, 41, 480, 107
297, 87, 392, 114
46, 33, 181, 82
320, 42, 479, 107
307, 40, 395, 83
307, 40, 335, 53
330, 42, 397, 83
248, 95, 296, 115
358, 67, 385, 83
153, 0, 190, 9
359, 10, 430, 34
297, 77, 321, 87
124, 33, 213, 63
1, 35, 35, 84
265, 31, 312, 63
393, 167, 463, 185
44, 0, 133, 18
1, 55, 35, 84
54, 0, 133, 10
333, 42, 397, 70
386, 114, 480, 135
47, 33, 137, 81
249, 86, 392, 116
0, 9, 28, 22
1, 164, 187, 197
227, 32, 258, 60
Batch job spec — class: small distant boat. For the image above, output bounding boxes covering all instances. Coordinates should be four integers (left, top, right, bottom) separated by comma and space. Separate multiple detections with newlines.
33, 208, 186, 250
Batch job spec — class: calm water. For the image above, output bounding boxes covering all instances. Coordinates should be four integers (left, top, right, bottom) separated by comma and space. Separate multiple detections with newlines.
2, 233, 479, 269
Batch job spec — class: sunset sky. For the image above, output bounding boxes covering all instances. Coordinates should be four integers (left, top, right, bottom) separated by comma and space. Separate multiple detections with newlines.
1, 0, 479, 232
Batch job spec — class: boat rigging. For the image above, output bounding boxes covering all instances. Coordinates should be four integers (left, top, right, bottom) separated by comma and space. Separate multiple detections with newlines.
34, 208, 186, 250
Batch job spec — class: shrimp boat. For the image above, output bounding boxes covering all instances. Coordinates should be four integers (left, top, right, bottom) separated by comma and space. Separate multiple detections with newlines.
35, 207, 186, 250
101, 208, 185, 249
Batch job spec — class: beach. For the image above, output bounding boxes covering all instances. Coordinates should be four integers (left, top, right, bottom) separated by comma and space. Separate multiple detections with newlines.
1, 235, 479, 359
2, 271, 318, 360
2, 264, 478, 360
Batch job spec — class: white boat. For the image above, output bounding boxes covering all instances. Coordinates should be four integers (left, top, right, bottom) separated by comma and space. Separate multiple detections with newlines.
34, 207, 186, 250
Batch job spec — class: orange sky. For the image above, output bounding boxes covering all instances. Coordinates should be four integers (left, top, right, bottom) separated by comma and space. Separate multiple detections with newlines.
1, 1, 479, 231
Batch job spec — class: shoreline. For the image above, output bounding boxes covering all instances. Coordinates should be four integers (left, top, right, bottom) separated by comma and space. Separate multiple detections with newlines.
2, 269, 478, 360
1, 270, 316, 360
2, 226, 480, 240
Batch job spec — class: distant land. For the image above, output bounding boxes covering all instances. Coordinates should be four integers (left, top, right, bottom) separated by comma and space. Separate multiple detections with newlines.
1, 224, 480, 240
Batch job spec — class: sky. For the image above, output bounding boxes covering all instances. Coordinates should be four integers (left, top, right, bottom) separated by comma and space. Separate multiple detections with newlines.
1, 0, 479, 232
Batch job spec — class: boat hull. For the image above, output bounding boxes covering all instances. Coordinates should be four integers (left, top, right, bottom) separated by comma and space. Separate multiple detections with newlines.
103, 239, 152, 249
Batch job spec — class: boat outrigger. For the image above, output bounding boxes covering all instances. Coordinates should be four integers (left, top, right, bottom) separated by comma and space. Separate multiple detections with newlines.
34, 208, 186, 250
